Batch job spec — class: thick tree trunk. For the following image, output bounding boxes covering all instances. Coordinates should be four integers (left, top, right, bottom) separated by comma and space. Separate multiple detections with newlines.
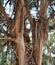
32, 22, 44, 65
15, 34, 25, 65
32, 19, 48, 65
13, 0, 25, 65
32, 0, 49, 65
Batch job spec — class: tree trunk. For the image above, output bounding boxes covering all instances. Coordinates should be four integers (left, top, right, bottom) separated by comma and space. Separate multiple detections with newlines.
13, 0, 25, 65
32, 0, 49, 65
32, 19, 48, 65
15, 34, 25, 65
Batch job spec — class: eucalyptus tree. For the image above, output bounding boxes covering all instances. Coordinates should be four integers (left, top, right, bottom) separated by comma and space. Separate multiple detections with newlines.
0, 0, 55, 65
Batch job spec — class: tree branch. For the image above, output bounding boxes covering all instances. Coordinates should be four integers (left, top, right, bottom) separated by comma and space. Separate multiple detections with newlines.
0, 2, 10, 21
13, 0, 24, 36
24, 0, 34, 26
48, 14, 55, 21
39, 0, 49, 17
0, 37, 16, 42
